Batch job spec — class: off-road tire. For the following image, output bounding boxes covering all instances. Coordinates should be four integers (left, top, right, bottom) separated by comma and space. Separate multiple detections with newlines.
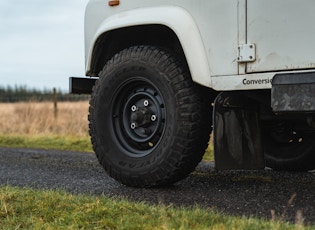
89, 46, 213, 187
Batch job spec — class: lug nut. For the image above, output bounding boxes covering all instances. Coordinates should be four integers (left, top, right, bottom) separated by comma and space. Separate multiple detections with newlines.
151, 115, 157, 121
131, 123, 137, 129
131, 105, 137, 112
144, 100, 149, 107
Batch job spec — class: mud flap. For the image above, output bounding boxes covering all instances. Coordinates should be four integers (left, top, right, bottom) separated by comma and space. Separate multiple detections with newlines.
213, 92, 265, 170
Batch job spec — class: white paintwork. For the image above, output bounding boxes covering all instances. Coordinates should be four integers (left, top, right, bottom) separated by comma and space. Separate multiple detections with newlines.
84, 0, 315, 91
86, 6, 211, 87
85, 0, 239, 88
247, 0, 315, 73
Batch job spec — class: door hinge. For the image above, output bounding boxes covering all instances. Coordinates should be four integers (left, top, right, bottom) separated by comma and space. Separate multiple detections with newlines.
237, 44, 256, 62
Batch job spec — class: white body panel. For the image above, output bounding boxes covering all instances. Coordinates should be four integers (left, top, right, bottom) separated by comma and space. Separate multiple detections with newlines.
86, 6, 212, 87
247, 0, 315, 73
85, 0, 315, 91
85, 0, 238, 88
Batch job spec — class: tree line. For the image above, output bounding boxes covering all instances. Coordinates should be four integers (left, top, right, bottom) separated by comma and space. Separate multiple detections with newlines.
0, 85, 89, 103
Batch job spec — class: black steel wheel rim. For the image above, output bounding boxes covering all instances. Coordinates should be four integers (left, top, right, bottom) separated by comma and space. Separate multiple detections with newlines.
110, 77, 166, 157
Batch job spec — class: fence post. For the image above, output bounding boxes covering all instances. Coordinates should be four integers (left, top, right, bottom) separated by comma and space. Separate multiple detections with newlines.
53, 88, 58, 119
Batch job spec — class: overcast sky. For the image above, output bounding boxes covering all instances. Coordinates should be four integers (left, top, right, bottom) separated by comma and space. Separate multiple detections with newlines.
0, 0, 89, 92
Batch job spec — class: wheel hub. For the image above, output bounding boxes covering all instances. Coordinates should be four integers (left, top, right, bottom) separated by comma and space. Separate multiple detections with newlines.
124, 96, 159, 141
111, 79, 166, 157
130, 107, 153, 128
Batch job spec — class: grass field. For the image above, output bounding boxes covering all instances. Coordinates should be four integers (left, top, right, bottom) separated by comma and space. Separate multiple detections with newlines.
0, 101, 306, 229
0, 101, 93, 152
0, 101, 89, 136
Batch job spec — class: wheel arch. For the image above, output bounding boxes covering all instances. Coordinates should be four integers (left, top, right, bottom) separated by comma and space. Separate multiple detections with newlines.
85, 6, 212, 88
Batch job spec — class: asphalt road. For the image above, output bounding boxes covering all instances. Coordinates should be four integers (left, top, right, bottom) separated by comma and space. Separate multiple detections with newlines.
1, 147, 315, 225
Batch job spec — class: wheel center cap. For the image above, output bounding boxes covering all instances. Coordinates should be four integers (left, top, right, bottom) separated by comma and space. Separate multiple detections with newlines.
131, 108, 151, 126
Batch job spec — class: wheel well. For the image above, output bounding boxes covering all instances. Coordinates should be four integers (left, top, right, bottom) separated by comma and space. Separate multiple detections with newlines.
89, 25, 186, 76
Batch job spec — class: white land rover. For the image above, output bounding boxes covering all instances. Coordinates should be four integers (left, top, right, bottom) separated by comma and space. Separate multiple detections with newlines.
70, 0, 315, 187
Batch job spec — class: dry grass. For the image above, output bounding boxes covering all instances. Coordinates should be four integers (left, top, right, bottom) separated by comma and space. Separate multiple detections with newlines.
0, 101, 89, 137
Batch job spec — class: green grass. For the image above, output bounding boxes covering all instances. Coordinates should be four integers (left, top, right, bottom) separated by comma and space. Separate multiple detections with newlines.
204, 143, 214, 161
0, 186, 304, 230
0, 134, 93, 153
